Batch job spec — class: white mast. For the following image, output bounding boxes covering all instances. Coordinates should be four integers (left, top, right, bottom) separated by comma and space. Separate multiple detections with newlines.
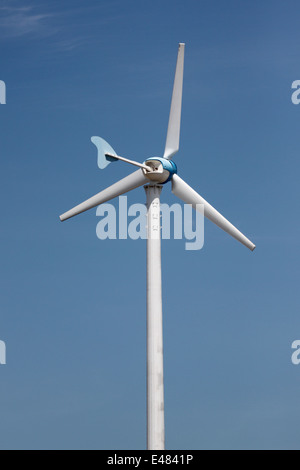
145, 184, 165, 450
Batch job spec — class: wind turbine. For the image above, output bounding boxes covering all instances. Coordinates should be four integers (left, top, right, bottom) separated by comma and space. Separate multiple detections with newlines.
60, 43, 255, 450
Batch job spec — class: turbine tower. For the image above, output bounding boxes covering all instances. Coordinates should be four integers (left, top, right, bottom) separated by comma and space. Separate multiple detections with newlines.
59, 43, 255, 450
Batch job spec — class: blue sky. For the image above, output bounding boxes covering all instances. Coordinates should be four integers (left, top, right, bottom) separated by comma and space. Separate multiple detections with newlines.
0, 0, 300, 450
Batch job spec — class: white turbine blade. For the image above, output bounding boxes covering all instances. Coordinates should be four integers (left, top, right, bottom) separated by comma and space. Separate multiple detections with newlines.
163, 43, 185, 160
172, 174, 256, 251
60, 169, 148, 222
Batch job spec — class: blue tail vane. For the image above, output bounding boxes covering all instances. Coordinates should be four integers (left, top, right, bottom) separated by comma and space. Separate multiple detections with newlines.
91, 136, 118, 169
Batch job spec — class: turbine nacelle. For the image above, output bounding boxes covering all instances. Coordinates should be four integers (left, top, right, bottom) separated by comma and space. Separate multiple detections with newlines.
143, 157, 177, 184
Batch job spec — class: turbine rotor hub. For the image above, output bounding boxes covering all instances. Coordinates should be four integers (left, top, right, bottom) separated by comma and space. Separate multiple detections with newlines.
143, 157, 177, 184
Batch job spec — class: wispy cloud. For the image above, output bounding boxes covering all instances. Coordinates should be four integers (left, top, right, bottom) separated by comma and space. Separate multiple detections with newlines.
0, 4, 53, 39
0, 1, 125, 53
